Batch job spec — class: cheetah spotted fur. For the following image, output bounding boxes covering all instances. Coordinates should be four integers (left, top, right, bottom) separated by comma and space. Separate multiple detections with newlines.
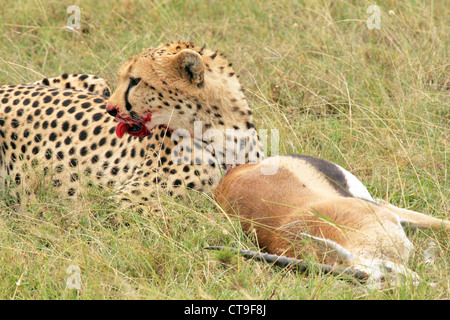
0, 41, 263, 211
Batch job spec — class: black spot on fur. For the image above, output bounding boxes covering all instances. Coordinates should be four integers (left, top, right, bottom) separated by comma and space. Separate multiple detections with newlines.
79, 130, 87, 141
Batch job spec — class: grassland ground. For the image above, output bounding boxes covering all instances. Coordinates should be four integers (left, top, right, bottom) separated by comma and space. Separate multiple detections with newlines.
0, 0, 448, 299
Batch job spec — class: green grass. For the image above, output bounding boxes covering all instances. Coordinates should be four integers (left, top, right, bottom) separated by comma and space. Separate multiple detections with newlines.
0, 0, 449, 299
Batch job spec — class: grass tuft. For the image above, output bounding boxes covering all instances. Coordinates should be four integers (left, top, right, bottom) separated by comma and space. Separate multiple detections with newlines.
0, 0, 448, 299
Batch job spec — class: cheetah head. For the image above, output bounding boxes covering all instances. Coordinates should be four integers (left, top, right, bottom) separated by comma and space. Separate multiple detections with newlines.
106, 41, 253, 139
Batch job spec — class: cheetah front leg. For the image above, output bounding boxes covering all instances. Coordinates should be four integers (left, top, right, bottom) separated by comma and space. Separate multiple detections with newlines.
113, 166, 184, 215
113, 157, 217, 215
114, 179, 164, 215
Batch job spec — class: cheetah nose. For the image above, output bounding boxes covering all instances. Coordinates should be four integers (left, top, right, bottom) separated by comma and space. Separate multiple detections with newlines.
107, 108, 117, 117
106, 102, 117, 117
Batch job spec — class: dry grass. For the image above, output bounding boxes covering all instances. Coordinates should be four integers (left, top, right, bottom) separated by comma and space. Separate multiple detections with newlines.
0, 0, 448, 299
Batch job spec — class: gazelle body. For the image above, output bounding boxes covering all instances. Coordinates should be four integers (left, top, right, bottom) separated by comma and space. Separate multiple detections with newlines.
214, 154, 450, 287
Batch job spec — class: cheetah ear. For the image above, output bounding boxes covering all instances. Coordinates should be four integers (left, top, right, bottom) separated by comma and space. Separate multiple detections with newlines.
174, 49, 205, 88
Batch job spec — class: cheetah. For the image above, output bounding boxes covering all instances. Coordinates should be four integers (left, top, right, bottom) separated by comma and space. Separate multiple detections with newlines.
0, 41, 262, 210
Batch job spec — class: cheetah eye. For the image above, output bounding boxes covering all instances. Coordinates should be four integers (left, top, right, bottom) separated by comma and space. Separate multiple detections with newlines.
129, 77, 141, 88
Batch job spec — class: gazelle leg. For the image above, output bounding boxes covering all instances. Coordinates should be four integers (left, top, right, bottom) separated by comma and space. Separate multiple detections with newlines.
384, 205, 450, 232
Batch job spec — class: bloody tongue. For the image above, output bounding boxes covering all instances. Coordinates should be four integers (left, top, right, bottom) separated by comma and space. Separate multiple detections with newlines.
116, 122, 131, 138
115, 114, 153, 139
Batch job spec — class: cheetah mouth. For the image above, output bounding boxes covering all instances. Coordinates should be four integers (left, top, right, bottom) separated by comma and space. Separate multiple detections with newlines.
115, 114, 153, 139
106, 103, 156, 139
115, 122, 145, 138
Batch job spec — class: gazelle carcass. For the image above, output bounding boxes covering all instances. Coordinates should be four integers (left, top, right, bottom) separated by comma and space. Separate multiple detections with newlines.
213, 154, 450, 288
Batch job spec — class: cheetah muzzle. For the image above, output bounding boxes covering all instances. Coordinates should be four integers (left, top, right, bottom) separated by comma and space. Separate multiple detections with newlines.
106, 102, 153, 139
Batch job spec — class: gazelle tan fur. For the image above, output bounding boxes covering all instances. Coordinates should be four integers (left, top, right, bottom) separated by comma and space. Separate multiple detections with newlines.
214, 154, 450, 287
